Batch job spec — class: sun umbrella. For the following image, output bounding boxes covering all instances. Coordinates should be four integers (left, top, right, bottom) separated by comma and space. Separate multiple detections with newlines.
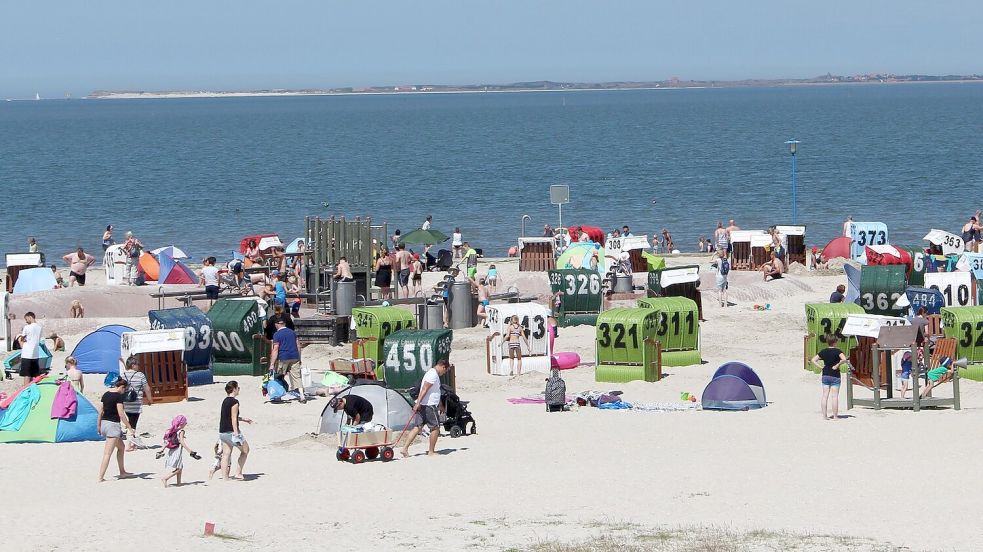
556, 243, 606, 273
151, 246, 189, 259
397, 229, 449, 246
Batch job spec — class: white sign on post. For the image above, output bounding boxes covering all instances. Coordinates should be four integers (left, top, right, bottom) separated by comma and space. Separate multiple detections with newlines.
550, 185, 570, 231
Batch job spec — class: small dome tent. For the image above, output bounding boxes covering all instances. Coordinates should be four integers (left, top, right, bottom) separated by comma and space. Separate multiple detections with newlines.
158, 254, 197, 285
71, 324, 134, 374
701, 362, 766, 411
318, 382, 416, 435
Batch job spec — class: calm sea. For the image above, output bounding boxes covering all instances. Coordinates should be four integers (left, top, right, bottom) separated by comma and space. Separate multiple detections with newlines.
3, 83, 982, 261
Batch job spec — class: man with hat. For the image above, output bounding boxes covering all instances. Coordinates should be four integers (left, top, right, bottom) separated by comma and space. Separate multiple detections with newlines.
329, 395, 374, 426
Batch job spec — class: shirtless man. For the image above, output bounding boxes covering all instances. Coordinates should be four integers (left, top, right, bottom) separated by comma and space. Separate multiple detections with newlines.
762, 252, 785, 281
395, 244, 412, 298
725, 219, 740, 234
63, 247, 96, 287
334, 257, 354, 282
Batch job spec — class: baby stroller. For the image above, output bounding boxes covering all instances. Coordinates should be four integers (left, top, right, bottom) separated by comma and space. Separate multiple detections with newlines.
441, 384, 476, 438
434, 249, 453, 271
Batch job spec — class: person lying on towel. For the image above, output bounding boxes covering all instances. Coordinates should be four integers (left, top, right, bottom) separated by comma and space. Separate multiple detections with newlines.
330, 395, 374, 425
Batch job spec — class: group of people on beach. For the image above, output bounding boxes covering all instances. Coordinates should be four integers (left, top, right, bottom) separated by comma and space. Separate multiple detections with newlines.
96, 370, 252, 486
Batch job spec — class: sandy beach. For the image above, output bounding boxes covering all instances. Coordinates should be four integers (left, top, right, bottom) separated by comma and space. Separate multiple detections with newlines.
1, 256, 979, 552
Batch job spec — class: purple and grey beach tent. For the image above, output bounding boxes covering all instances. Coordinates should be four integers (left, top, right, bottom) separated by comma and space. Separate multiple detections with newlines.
701, 362, 766, 411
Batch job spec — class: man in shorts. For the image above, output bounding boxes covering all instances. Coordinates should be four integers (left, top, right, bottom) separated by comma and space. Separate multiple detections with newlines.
62, 247, 96, 287
200, 257, 220, 303
18, 312, 44, 384
269, 319, 305, 403
401, 359, 450, 458
395, 244, 412, 298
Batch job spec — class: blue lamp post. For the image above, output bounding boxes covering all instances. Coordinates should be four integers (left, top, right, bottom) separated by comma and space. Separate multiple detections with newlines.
785, 139, 801, 224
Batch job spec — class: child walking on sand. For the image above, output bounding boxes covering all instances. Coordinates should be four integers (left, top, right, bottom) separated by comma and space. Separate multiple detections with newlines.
159, 415, 201, 487
208, 440, 223, 480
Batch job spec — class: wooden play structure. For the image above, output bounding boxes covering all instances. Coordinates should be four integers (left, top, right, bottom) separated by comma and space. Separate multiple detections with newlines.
845, 325, 962, 412
305, 215, 387, 308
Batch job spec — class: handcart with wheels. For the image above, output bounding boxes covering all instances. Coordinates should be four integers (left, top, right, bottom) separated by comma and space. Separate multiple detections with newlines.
335, 426, 398, 464
328, 339, 378, 384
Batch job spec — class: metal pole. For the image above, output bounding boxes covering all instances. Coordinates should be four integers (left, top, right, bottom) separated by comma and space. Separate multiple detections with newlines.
558, 203, 563, 231
791, 151, 797, 225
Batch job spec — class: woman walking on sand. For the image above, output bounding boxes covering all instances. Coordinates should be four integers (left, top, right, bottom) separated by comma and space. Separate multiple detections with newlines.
121, 356, 153, 451
219, 381, 252, 480
97, 378, 135, 482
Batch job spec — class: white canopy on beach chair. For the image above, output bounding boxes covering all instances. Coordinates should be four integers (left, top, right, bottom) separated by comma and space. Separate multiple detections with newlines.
923, 229, 964, 256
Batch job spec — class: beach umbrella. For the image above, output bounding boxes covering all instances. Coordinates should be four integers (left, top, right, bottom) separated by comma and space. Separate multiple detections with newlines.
397, 229, 449, 246
151, 246, 189, 259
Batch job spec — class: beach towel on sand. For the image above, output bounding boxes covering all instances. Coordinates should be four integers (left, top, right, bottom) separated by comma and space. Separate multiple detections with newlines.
51, 381, 78, 420
0, 385, 41, 431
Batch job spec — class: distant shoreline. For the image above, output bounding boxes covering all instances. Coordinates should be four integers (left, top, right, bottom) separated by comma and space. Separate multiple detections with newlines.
84, 77, 983, 100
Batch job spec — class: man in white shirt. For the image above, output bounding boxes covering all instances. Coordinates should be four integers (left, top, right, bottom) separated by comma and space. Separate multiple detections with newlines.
18, 312, 44, 384
400, 359, 450, 458
422, 215, 432, 230
200, 256, 221, 304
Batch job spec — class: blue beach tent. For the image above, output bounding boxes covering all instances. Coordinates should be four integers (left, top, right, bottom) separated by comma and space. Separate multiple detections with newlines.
71, 324, 134, 374
12, 267, 58, 293
701, 362, 767, 411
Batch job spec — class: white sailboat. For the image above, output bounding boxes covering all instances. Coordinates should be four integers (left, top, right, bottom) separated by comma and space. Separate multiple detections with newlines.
35, 92, 40, 101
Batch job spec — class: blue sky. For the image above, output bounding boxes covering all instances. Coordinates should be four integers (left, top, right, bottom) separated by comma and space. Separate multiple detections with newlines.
2, 0, 980, 97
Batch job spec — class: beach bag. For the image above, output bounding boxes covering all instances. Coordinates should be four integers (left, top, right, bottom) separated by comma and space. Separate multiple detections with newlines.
720, 258, 731, 276
122, 373, 139, 402
266, 378, 286, 401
